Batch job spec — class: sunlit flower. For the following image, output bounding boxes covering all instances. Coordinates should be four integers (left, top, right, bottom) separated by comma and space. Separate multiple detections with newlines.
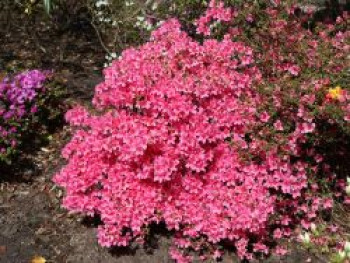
344, 241, 350, 254
326, 86, 344, 100
299, 232, 311, 244
346, 178, 350, 196
310, 223, 317, 233
338, 250, 346, 260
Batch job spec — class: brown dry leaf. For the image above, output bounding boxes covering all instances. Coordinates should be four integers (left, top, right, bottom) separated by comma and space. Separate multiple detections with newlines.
0, 245, 6, 254
31, 256, 46, 263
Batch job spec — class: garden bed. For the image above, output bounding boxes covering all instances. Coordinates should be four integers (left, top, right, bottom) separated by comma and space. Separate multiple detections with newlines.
0, 1, 349, 263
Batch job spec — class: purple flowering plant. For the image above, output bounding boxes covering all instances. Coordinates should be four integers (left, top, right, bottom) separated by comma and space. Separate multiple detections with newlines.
0, 69, 64, 164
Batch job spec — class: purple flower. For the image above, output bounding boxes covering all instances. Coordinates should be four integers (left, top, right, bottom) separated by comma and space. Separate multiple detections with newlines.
0, 69, 49, 158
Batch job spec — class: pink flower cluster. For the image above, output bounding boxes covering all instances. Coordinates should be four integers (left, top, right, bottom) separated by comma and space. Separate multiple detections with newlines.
196, 0, 234, 36
54, 1, 350, 262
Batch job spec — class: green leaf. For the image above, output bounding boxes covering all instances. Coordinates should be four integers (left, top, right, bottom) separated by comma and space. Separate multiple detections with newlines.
43, 0, 51, 14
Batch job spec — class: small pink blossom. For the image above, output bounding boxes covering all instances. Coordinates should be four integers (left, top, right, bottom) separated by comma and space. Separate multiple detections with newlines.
274, 120, 284, 131
288, 65, 300, 76
260, 111, 270, 123
297, 122, 316, 134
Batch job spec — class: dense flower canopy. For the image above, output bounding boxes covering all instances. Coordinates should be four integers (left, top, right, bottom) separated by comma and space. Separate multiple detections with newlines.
55, 18, 302, 260
54, 1, 349, 262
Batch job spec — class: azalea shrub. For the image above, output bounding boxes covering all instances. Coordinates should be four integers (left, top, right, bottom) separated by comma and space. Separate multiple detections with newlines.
0, 70, 64, 164
54, 1, 349, 262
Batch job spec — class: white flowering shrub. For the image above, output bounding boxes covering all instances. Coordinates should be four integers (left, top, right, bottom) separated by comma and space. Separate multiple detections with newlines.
86, 0, 215, 67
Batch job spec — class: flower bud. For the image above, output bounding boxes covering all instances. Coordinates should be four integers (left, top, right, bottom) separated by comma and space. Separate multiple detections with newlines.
344, 241, 350, 254
338, 250, 346, 260
299, 232, 311, 244
310, 223, 317, 233
346, 185, 350, 196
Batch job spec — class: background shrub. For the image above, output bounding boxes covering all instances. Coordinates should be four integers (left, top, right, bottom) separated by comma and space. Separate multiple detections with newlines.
0, 70, 65, 165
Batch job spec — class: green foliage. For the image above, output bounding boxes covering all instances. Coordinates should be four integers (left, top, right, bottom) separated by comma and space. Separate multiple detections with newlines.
43, 0, 52, 14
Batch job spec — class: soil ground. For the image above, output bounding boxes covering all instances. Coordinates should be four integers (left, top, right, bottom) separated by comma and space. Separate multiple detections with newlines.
0, 7, 344, 263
